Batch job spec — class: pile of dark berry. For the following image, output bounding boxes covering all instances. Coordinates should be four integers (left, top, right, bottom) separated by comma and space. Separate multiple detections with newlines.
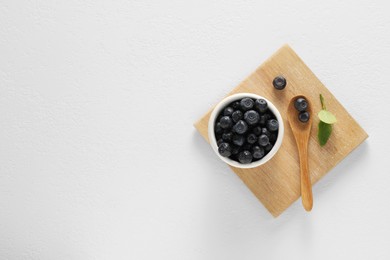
214, 97, 279, 164
294, 97, 310, 122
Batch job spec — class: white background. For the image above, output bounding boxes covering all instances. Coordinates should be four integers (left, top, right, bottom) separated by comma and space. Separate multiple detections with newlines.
1, 0, 390, 259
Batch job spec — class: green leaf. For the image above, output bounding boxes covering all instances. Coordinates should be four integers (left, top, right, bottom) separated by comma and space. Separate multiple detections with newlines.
318, 110, 337, 124
318, 121, 332, 146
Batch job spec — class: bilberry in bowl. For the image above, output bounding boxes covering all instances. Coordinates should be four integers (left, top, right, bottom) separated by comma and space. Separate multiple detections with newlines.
208, 93, 284, 169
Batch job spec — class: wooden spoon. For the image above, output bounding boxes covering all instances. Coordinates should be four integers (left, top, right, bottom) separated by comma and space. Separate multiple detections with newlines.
287, 95, 313, 211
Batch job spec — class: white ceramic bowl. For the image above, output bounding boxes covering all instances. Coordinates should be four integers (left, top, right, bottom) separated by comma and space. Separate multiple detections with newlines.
208, 93, 284, 169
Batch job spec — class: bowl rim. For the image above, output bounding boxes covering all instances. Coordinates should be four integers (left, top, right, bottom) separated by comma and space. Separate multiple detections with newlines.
208, 93, 284, 169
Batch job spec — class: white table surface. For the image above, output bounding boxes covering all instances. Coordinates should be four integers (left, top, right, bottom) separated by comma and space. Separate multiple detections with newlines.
1, 1, 389, 259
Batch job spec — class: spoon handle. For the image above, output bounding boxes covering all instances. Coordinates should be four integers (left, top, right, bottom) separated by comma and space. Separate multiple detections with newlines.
298, 140, 313, 211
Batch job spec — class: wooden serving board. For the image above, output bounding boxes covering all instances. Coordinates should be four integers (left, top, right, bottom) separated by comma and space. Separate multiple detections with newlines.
194, 44, 368, 217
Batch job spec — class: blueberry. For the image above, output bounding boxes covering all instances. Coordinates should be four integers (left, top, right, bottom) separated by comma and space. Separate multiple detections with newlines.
259, 115, 266, 125
223, 107, 234, 116
231, 145, 240, 155
240, 98, 254, 111
222, 132, 233, 141
215, 122, 223, 134
231, 110, 243, 123
252, 146, 265, 159
217, 138, 224, 147
231, 101, 240, 109
273, 76, 287, 90
233, 120, 248, 135
255, 99, 268, 113
253, 126, 262, 135
219, 116, 232, 129
218, 142, 232, 157
238, 150, 253, 164
269, 133, 277, 143
259, 114, 271, 126
232, 134, 245, 146
294, 98, 308, 112
261, 128, 271, 137
258, 134, 269, 146
267, 119, 279, 132
298, 111, 310, 123
265, 143, 273, 152
247, 133, 257, 144
244, 110, 260, 125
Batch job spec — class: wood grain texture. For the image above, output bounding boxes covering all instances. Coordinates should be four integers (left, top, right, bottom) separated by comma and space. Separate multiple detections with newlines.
194, 45, 368, 217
